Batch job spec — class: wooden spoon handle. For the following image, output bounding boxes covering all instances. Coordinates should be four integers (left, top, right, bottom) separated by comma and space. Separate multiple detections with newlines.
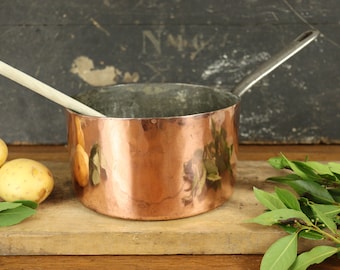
0, 60, 105, 117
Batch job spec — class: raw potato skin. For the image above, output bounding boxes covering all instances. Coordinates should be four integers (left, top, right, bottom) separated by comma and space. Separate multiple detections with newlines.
0, 139, 8, 167
0, 158, 54, 203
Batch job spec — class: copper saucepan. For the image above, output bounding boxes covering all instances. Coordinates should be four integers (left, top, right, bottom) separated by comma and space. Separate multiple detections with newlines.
67, 30, 319, 220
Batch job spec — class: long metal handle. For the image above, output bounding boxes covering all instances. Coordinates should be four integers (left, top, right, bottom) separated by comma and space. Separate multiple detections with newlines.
232, 30, 320, 97
0, 60, 106, 117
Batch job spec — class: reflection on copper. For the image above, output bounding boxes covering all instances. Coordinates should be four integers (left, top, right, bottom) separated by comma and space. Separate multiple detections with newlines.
67, 102, 240, 220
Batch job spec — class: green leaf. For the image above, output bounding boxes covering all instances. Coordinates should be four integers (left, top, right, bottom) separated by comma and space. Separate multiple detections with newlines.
267, 173, 303, 183
275, 187, 301, 211
280, 225, 325, 240
289, 246, 338, 270
283, 180, 335, 204
280, 155, 320, 181
304, 161, 338, 183
260, 233, 298, 270
329, 162, 340, 175
0, 202, 22, 212
254, 187, 287, 210
305, 161, 334, 176
329, 189, 340, 203
246, 209, 312, 226
14, 200, 38, 209
309, 203, 340, 218
280, 225, 324, 240
268, 156, 289, 169
299, 198, 318, 224
0, 205, 36, 227
309, 203, 337, 233
268, 158, 340, 184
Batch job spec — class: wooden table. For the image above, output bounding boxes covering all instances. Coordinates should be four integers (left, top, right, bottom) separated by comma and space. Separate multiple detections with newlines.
1, 145, 339, 269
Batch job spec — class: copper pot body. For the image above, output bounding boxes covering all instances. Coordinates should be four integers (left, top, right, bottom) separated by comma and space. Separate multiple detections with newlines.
67, 83, 240, 220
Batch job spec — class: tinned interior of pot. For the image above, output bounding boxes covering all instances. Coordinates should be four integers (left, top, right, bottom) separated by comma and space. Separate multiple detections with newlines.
73, 83, 240, 118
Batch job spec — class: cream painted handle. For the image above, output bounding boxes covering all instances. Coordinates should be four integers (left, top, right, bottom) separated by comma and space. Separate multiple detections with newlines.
0, 60, 105, 117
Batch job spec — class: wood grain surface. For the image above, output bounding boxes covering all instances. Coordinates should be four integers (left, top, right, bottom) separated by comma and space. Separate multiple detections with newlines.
1, 254, 340, 270
0, 145, 339, 269
1, 160, 288, 255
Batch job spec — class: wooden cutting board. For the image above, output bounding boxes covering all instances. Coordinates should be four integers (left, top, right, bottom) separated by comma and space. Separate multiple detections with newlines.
0, 161, 327, 255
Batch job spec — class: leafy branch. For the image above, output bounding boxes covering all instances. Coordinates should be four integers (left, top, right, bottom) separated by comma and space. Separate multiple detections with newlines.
247, 154, 340, 270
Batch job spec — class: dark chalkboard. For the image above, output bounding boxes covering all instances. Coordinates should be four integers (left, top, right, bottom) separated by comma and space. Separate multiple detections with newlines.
0, 0, 339, 144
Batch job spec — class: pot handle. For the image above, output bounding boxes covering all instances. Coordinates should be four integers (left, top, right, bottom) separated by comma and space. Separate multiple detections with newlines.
232, 29, 320, 97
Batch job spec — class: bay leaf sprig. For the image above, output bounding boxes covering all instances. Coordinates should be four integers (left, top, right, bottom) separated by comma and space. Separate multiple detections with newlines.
267, 154, 340, 204
247, 154, 340, 270
0, 200, 38, 227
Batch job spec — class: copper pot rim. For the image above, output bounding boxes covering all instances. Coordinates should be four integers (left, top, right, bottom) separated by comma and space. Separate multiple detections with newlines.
67, 83, 241, 120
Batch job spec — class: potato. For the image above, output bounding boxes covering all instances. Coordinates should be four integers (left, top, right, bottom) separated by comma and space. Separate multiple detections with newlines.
0, 158, 54, 203
0, 138, 8, 167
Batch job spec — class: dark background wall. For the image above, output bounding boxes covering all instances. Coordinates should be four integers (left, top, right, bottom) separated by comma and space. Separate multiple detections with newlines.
0, 0, 339, 145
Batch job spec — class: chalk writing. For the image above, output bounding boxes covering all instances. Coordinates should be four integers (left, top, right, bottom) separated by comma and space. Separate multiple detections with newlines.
142, 29, 214, 60
142, 30, 162, 55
